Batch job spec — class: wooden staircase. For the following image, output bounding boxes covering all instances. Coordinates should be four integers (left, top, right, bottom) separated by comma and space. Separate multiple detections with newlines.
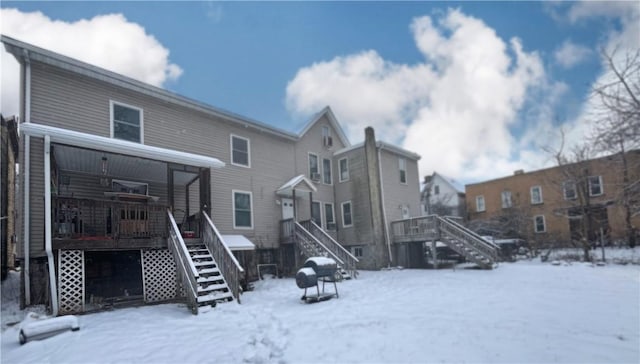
187, 243, 234, 308
294, 221, 359, 279
436, 217, 499, 269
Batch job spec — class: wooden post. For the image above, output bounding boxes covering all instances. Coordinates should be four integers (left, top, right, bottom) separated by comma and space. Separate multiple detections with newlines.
292, 189, 297, 220
309, 191, 313, 223
431, 240, 438, 269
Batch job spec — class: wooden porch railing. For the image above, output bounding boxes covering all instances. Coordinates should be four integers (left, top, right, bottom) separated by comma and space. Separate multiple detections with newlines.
167, 209, 199, 314
300, 220, 359, 278
201, 212, 245, 303
390, 215, 439, 243
53, 197, 166, 240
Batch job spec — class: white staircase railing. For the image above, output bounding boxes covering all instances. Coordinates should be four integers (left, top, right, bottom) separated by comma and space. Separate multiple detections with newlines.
438, 217, 500, 262
294, 222, 345, 266
167, 209, 200, 313
201, 212, 245, 303
301, 220, 359, 278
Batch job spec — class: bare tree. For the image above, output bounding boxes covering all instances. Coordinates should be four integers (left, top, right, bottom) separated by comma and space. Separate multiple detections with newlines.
590, 47, 640, 247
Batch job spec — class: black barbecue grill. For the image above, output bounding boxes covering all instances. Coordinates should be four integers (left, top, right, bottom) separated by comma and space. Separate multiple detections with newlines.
296, 257, 339, 303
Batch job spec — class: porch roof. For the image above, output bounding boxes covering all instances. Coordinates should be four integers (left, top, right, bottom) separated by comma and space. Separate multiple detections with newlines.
276, 174, 317, 197
221, 235, 256, 251
20, 123, 225, 169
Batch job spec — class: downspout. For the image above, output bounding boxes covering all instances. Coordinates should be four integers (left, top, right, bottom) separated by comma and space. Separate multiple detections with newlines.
23, 50, 31, 305
377, 144, 393, 265
44, 135, 58, 316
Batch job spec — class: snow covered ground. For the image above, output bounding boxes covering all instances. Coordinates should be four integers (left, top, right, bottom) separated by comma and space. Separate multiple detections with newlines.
2, 259, 639, 363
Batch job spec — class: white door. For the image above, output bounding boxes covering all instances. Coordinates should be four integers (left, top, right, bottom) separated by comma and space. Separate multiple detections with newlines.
282, 198, 294, 220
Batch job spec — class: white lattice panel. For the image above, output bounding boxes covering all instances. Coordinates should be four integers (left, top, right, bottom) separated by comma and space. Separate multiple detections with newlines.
58, 250, 84, 314
142, 249, 178, 302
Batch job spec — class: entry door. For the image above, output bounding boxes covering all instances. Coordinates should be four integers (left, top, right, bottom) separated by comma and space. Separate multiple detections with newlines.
282, 198, 294, 220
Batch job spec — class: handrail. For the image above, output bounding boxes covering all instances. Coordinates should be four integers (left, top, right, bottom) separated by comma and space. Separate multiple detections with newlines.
294, 222, 345, 265
440, 216, 501, 252
201, 212, 245, 303
166, 209, 199, 313
437, 216, 499, 263
302, 220, 359, 278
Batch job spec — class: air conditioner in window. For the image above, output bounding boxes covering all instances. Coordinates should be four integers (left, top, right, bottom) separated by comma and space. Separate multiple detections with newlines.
311, 173, 321, 182
323, 136, 333, 148
327, 222, 336, 230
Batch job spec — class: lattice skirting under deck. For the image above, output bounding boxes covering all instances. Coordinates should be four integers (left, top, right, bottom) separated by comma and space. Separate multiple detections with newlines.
58, 250, 85, 314
141, 249, 178, 303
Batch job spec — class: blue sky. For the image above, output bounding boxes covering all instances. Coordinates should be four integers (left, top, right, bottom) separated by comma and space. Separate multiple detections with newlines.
1, 1, 638, 183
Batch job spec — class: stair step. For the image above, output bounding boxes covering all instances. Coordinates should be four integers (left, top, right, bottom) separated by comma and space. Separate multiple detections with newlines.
197, 291, 233, 303
198, 267, 220, 274
197, 275, 223, 283
191, 254, 212, 260
194, 261, 215, 267
197, 283, 228, 293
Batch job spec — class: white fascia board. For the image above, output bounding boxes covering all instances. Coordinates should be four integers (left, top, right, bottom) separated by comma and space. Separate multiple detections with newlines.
21, 123, 225, 169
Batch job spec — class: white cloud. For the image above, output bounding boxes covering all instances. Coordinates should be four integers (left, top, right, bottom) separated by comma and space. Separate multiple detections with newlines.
554, 40, 592, 68
0, 8, 183, 116
286, 8, 551, 183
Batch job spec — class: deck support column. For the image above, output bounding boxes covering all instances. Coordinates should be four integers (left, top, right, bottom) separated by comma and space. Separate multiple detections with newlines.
431, 240, 438, 269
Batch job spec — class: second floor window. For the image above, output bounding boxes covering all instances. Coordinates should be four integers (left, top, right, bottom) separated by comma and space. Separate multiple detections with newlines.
323, 158, 332, 184
111, 101, 143, 143
342, 201, 353, 227
231, 135, 250, 167
309, 153, 319, 181
589, 176, 603, 196
339, 158, 349, 182
531, 186, 543, 204
501, 191, 512, 208
563, 181, 576, 200
476, 195, 485, 212
399, 158, 407, 184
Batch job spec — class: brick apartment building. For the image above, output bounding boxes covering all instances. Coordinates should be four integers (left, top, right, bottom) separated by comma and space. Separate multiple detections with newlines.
465, 150, 640, 248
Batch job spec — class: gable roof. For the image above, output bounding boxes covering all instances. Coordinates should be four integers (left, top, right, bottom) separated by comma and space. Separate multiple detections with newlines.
2, 35, 299, 141
433, 172, 465, 193
333, 141, 421, 160
297, 106, 351, 148
276, 174, 317, 197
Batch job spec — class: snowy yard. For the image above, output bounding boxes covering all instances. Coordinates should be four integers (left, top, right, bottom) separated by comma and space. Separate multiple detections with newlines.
2, 259, 639, 364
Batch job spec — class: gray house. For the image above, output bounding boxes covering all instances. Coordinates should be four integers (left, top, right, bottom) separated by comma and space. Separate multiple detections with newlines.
3, 36, 430, 315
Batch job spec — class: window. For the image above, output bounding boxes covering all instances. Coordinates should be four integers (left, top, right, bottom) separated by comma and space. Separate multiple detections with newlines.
322, 125, 333, 147
324, 203, 335, 230
110, 101, 143, 143
501, 191, 512, 208
309, 153, 319, 181
434, 185, 440, 195
311, 201, 322, 226
530, 186, 543, 204
342, 201, 353, 227
476, 195, 485, 212
563, 181, 576, 200
399, 158, 407, 184
322, 125, 330, 138
534, 215, 546, 233
232, 190, 253, 229
322, 158, 332, 184
352, 246, 363, 258
339, 158, 349, 182
589, 176, 603, 196
230, 135, 250, 167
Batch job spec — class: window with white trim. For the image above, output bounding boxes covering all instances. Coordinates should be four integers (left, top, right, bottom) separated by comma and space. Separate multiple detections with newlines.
322, 158, 332, 184
563, 181, 576, 200
589, 176, 603, 196
311, 201, 322, 226
352, 246, 363, 258
434, 185, 440, 195
309, 153, 319, 181
534, 215, 546, 233
342, 201, 353, 227
233, 190, 253, 229
530, 186, 543, 204
339, 158, 349, 182
230, 135, 250, 167
476, 195, 485, 212
111, 101, 143, 143
324, 203, 335, 230
399, 158, 407, 184
501, 190, 512, 208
